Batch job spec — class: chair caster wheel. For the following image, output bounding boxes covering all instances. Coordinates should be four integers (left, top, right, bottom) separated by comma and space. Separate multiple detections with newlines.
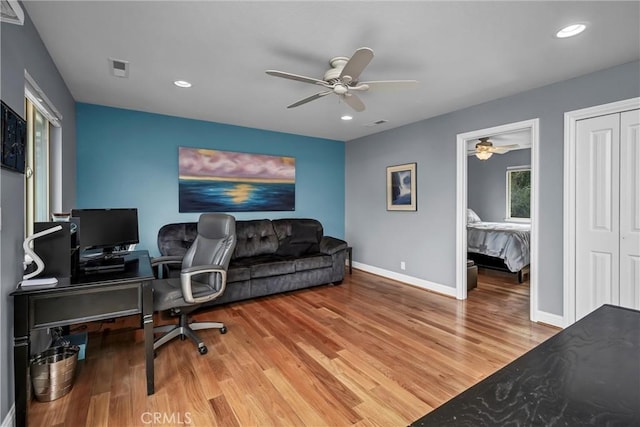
198, 346, 208, 355
220, 326, 227, 334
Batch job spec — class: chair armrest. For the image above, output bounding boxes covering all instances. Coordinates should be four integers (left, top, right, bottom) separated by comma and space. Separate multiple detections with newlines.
320, 236, 348, 255
180, 265, 227, 304
151, 255, 183, 267
150, 255, 183, 279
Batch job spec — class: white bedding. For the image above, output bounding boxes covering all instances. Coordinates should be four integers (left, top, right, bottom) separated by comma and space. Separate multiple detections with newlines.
467, 222, 530, 272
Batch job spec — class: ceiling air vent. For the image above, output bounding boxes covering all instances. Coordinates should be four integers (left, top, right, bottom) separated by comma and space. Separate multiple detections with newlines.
0, 0, 24, 25
365, 119, 389, 127
109, 58, 130, 78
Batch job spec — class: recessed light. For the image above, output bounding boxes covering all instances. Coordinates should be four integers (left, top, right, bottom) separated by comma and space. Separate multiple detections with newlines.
556, 23, 586, 38
341, 115, 353, 121
174, 80, 192, 88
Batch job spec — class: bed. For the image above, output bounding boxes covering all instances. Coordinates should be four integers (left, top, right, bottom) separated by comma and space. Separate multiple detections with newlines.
466, 209, 530, 282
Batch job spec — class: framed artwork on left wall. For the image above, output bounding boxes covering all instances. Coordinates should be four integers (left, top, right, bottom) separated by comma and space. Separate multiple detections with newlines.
386, 162, 417, 211
1, 101, 27, 174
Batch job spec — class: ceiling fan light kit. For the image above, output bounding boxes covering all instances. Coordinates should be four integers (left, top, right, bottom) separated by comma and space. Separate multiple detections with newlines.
475, 151, 493, 160
266, 47, 418, 112
470, 137, 520, 160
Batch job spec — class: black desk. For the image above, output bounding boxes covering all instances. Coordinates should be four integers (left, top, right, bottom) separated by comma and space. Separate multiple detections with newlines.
11, 250, 155, 427
412, 304, 640, 426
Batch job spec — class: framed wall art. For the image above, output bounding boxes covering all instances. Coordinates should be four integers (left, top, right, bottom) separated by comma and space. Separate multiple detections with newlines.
1, 101, 27, 174
386, 162, 416, 211
179, 147, 296, 212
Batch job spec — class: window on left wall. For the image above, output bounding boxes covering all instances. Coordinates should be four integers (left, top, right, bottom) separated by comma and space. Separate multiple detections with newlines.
25, 98, 51, 236
24, 73, 63, 237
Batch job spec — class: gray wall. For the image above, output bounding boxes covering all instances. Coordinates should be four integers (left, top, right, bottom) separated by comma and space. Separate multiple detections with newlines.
468, 148, 531, 222
0, 5, 76, 420
346, 60, 640, 317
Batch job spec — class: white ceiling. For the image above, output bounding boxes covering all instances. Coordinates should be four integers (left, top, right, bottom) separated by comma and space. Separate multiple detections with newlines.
23, 1, 640, 142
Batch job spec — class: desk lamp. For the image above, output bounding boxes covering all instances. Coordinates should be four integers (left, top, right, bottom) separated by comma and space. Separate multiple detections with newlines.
21, 224, 62, 286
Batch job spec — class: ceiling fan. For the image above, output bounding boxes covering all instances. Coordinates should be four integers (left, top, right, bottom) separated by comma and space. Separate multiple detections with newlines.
469, 137, 519, 160
266, 47, 418, 112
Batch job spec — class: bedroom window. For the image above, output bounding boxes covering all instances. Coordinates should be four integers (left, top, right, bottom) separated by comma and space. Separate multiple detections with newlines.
506, 166, 530, 222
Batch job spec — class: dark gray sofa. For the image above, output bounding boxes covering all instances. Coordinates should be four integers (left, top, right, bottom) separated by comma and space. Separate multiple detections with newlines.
156, 218, 348, 307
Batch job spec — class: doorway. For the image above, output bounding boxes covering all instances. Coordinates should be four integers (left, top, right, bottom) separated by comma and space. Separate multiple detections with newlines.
456, 119, 540, 321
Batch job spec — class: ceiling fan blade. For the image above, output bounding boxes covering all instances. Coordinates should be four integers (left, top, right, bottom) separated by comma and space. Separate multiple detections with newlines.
286, 91, 332, 109
491, 144, 521, 153
343, 93, 366, 112
340, 47, 374, 82
354, 80, 419, 91
266, 70, 328, 86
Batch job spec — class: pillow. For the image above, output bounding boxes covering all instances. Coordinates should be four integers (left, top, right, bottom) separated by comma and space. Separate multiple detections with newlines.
467, 209, 481, 223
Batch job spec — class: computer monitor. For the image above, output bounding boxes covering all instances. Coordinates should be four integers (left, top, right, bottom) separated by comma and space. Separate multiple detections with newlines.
71, 208, 139, 255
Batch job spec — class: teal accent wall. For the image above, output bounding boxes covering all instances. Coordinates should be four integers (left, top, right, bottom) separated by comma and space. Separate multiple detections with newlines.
76, 103, 345, 256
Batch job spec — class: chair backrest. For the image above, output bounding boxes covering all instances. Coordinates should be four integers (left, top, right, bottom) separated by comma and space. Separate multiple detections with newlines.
182, 214, 236, 287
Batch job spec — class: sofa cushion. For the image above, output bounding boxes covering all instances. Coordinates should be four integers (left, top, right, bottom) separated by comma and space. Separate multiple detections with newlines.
250, 260, 295, 279
231, 254, 296, 279
233, 219, 279, 259
274, 219, 322, 257
227, 266, 250, 283
291, 223, 318, 244
294, 254, 332, 272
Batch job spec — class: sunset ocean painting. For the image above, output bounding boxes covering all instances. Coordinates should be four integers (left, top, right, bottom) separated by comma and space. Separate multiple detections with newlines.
179, 147, 295, 212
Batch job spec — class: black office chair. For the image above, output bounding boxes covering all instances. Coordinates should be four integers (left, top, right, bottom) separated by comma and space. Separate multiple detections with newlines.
151, 213, 236, 355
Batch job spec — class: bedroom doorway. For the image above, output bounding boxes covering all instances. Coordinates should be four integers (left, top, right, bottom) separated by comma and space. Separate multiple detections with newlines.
456, 119, 540, 322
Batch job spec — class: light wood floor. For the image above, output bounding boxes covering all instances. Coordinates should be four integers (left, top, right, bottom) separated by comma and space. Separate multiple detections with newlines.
29, 268, 558, 427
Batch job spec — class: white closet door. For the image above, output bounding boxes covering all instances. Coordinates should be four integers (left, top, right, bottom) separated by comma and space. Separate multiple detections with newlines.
576, 113, 620, 320
620, 109, 640, 310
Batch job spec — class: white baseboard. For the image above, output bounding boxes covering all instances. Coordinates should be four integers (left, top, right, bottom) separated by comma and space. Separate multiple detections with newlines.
2, 404, 15, 427
533, 310, 565, 328
351, 261, 457, 298
350, 261, 564, 327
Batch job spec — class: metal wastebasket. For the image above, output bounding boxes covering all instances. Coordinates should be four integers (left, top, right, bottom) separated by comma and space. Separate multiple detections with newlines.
30, 346, 79, 402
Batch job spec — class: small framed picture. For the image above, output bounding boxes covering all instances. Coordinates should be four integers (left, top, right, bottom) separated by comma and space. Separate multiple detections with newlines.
386, 162, 417, 211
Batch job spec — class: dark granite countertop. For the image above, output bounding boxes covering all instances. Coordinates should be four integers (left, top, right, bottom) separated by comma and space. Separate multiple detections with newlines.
412, 304, 640, 426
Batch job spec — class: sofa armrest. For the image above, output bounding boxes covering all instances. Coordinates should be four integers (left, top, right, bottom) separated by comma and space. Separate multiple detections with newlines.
320, 236, 348, 255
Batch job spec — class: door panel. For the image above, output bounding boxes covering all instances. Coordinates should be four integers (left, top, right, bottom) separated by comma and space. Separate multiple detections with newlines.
576, 113, 620, 320
622, 255, 640, 309
590, 132, 614, 231
589, 251, 615, 308
620, 109, 640, 309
